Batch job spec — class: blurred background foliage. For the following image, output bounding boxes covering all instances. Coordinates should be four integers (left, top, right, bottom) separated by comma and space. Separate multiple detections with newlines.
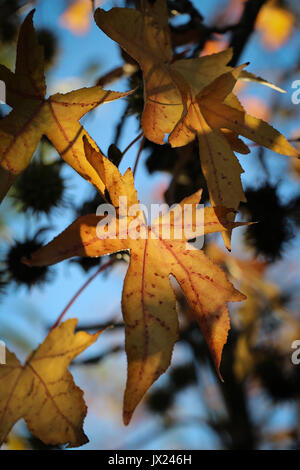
0, 0, 300, 450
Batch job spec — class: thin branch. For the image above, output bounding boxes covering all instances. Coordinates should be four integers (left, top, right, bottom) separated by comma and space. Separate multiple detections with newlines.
114, 103, 130, 145
122, 131, 143, 157
73, 344, 123, 365
75, 321, 124, 332
133, 136, 145, 176
229, 0, 267, 66
95, 64, 138, 88
50, 258, 115, 331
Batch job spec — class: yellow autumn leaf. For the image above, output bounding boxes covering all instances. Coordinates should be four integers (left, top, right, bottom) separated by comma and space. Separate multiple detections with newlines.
168, 64, 298, 248
24, 137, 247, 424
94, 0, 234, 144
201, 98, 298, 157
0, 319, 103, 448
167, 67, 247, 249
95, 0, 297, 249
200, 37, 229, 57
0, 10, 132, 204
256, 0, 295, 50
60, 0, 93, 36
239, 70, 286, 94
4, 434, 27, 450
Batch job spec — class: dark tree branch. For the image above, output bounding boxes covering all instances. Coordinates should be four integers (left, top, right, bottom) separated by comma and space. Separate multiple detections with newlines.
73, 345, 123, 365
229, 0, 267, 66
75, 321, 124, 332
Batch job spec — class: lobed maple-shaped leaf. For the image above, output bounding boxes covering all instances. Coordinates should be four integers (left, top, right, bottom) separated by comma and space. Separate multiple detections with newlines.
0, 319, 103, 448
0, 10, 132, 203
24, 137, 247, 424
172, 68, 298, 247
169, 66, 298, 245
94, 0, 235, 145
95, 0, 299, 249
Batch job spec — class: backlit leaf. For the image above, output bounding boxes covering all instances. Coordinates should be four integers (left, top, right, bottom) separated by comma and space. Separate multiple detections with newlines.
25, 139, 247, 424
94, 1, 233, 144
95, 0, 298, 248
0, 319, 103, 447
0, 10, 132, 203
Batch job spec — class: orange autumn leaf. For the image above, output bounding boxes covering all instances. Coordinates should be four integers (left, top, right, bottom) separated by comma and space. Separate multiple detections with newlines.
216, 0, 295, 50
238, 70, 286, 94
0, 319, 103, 447
168, 67, 247, 248
256, 0, 295, 51
24, 137, 247, 425
169, 66, 298, 248
200, 37, 229, 57
94, 0, 234, 145
0, 10, 132, 204
95, 0, 298, 249
60, 0, 93, 36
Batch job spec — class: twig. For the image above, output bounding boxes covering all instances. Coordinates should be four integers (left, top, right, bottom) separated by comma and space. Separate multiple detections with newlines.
50, 258, 115, 331
122, 132, 143, 157
73, 345, 123, 365
133, 136, 145, 176
229, 0, 267, 66
114, 103, 130, 145
95, 64, 138, 87
75, 321, 124, 332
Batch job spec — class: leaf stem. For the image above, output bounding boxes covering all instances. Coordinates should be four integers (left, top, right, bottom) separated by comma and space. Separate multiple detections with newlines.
50, 258, 115, 331
122, 131, 143, 157
133, 136, 145, 176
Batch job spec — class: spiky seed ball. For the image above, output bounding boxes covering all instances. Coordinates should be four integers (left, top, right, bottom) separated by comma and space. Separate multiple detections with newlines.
145, 140, 209, 205
71, 257, 101, 273
242, 184, 292, 261
170, 363, 197, 391
287, 195, 300, 227
0, 271, 8, 299
108, 144, 123, 168
145, 141, 177, 174
13, 161, 66, 215
0, 0, 19, 43
6, 240, 50, 288
256, 353, 300, 401
37, 28, 58, 67
146, 386, 174, 414
75, 192, 106, 218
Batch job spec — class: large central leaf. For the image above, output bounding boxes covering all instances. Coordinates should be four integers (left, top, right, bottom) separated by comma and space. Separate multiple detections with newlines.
25, 137, 247, 424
